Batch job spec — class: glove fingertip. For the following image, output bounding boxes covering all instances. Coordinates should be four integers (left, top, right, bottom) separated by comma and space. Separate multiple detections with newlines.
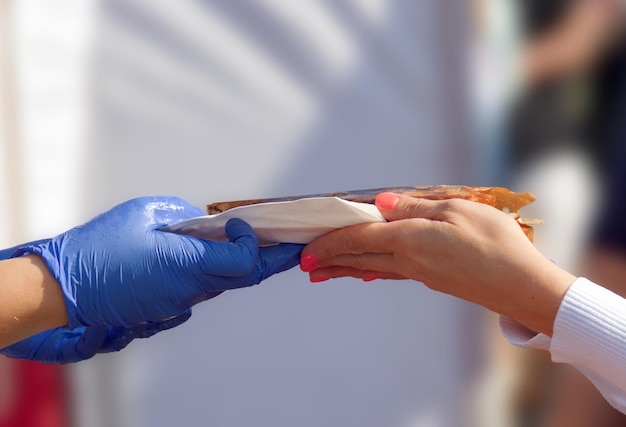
260, 243, 305, 261
255, 243, 305, 281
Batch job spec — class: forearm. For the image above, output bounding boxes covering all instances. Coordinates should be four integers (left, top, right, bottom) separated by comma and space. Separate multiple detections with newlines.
0, 255, 68, 348
487, 256, 576, 337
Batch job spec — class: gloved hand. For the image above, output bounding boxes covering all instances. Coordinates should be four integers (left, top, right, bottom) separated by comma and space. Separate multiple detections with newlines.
0, 312, 190, 364
11, 196, 303, 329
0, 238, 192, 363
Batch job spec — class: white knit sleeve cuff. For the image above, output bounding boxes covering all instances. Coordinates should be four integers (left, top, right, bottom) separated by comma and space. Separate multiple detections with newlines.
550, 277, 626, 387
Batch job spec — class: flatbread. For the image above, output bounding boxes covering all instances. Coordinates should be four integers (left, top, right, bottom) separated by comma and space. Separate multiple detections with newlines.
207, 185, 540, 241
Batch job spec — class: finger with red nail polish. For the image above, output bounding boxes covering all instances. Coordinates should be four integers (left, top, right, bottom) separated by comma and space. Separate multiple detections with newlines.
300, 253, 319, 272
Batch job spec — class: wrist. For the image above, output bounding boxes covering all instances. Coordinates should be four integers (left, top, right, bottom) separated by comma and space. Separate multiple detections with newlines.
504, 258, 576, 337
0, 254, 68, 348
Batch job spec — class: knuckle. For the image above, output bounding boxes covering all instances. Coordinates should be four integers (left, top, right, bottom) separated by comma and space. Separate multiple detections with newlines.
398, 197, 425, 218
341, 232, 363, 255
437, 199, 467, 218
441, 198, 464, 210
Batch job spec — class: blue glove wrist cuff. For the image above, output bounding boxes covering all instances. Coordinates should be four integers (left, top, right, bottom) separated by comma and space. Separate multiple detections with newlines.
11, 244, 81, 330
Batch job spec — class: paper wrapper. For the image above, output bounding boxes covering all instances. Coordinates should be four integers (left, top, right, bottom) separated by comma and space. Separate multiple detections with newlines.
163, 197, 385, 244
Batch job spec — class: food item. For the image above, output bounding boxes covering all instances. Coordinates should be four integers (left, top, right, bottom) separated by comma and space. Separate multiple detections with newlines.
207, 185, 540, 241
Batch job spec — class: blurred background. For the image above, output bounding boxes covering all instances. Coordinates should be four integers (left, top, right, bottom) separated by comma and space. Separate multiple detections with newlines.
1, 0, 625, 426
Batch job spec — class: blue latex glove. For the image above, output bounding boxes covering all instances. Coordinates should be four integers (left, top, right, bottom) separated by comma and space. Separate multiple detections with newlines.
0, 239, 49, 260
0, 239, 192, 363
0, 312, 191, 364
11, 196, 303, 329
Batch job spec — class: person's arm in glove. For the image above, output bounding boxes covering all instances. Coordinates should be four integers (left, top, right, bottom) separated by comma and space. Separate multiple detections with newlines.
0, 253, 68, 348
0, 196, 303, 355
0, 240, 191, 363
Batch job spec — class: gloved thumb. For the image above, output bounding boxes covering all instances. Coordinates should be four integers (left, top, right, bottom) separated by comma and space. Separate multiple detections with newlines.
200, 218, 259, 276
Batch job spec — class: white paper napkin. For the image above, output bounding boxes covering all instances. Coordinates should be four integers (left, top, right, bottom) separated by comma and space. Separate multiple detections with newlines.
163, 197, 386, 244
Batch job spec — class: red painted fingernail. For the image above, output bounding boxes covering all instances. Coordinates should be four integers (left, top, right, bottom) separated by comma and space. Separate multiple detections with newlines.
362, 275, 379, 282
310, 276, 329, 283
375, 193, 400, 211
300, 253, 319, 272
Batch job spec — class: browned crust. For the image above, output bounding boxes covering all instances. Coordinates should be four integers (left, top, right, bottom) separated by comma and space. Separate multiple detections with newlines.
206, 185, 539, 241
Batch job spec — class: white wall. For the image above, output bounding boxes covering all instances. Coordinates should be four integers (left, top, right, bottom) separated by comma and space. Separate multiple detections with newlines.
4, 0, 97, 242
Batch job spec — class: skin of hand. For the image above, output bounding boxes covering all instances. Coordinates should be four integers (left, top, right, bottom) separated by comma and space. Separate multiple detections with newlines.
0, 197, 303, 357
301, 193, 576, 337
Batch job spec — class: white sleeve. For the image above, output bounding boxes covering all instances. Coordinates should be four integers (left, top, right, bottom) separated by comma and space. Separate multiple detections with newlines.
500, 277, 626, 414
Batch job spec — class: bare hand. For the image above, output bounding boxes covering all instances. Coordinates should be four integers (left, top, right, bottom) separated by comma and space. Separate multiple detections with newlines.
301, 193, 576, 336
